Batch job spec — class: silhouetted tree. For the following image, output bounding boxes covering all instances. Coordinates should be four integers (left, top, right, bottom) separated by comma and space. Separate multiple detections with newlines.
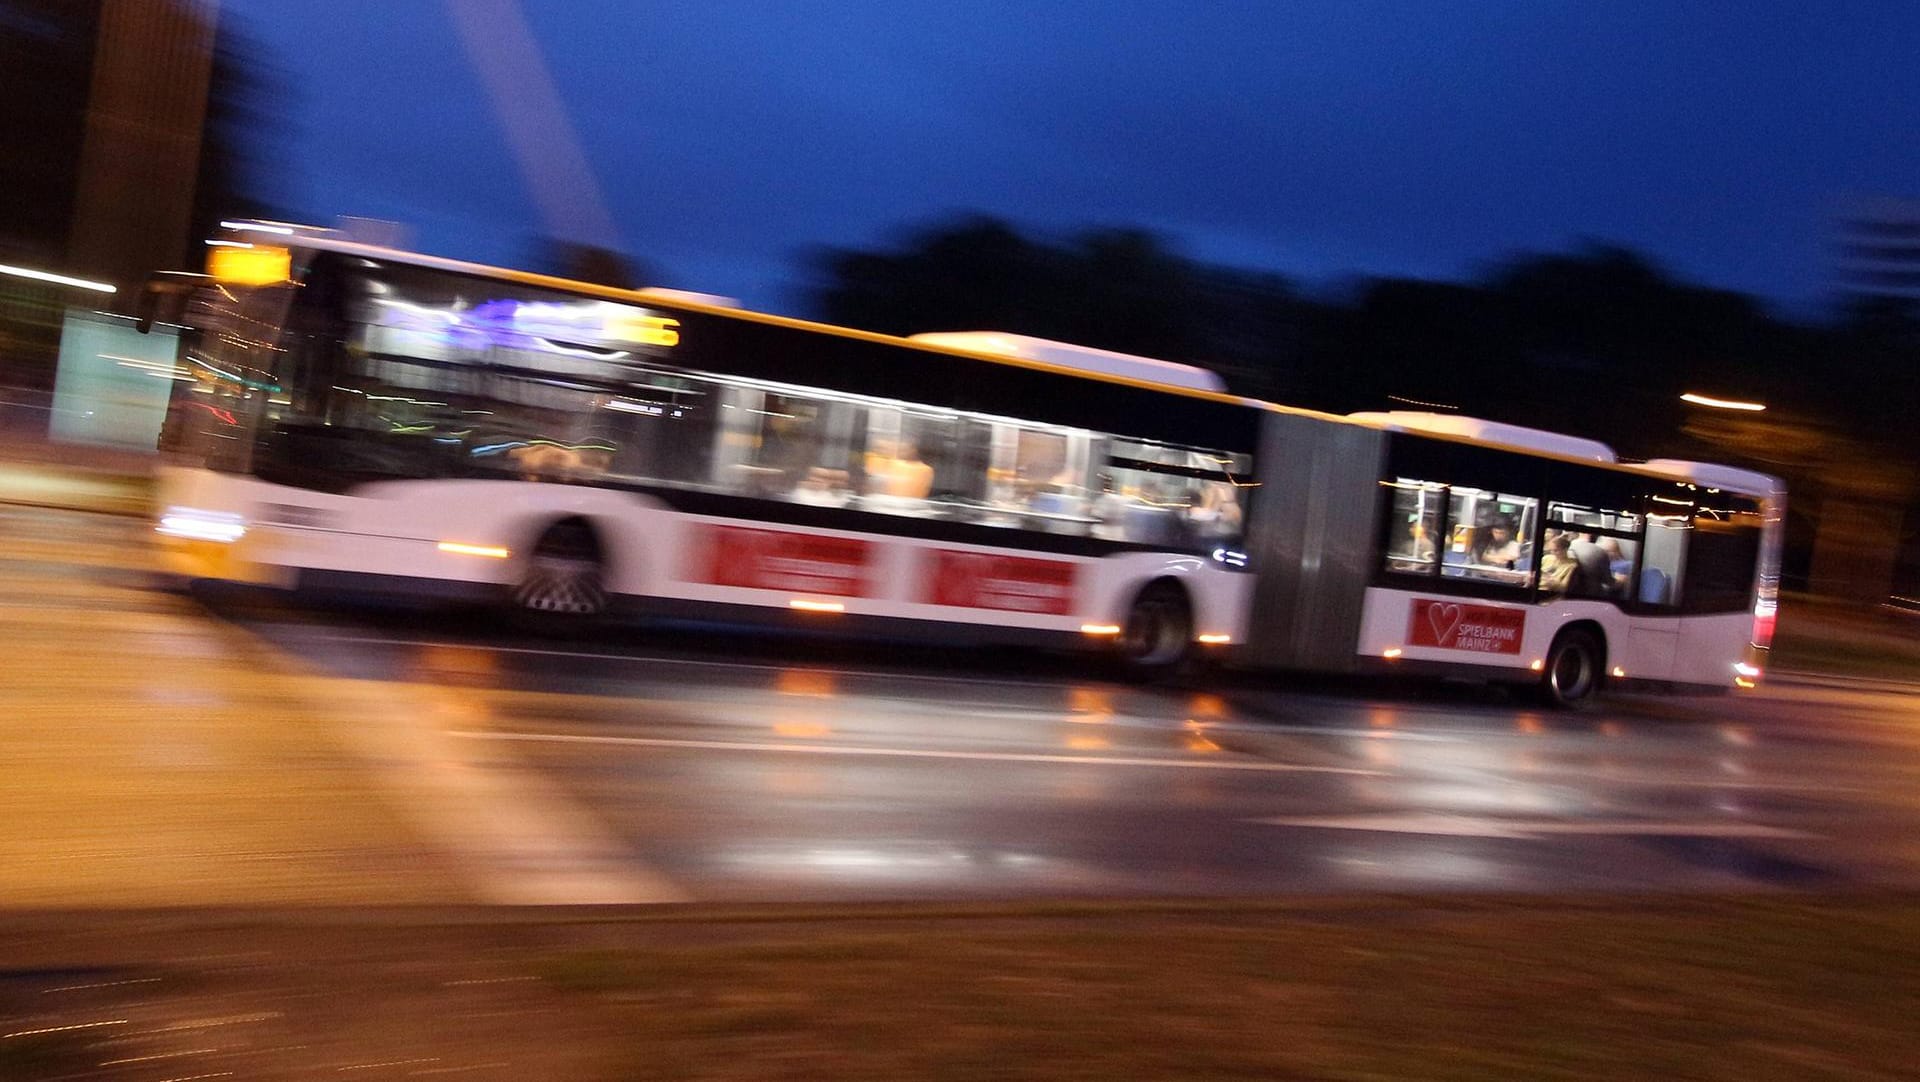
808, 217, 1920, 598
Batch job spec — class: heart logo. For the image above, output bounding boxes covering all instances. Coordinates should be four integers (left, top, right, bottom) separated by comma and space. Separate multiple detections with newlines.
1426, 602, 1462, 646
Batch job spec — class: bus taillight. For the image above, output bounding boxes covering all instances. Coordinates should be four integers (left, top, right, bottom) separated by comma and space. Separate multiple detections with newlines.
1750, 597, 1778, 650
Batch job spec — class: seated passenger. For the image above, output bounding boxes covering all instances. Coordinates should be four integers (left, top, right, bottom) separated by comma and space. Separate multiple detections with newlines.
1188, 482, 1244, 541
1539, 533, 1576, 592
1472, 521, 1522, 568
792, 467, 852, 507
1598, 537, 1633, 590
863, 440, 934, 500
1406, 521, 1437, 562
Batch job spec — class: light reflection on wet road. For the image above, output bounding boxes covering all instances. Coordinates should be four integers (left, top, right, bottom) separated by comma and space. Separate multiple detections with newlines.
232, 600, 1920, 903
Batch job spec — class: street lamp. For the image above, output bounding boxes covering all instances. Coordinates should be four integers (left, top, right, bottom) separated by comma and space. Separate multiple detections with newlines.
1680, 392, 1766, 412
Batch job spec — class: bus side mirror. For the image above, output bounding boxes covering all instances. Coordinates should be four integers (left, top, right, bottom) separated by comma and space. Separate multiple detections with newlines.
134, 273, 204, 334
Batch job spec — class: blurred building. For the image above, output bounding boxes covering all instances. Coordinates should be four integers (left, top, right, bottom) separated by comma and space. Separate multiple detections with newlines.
66, 0, 221, 301
0, 0, 219, 424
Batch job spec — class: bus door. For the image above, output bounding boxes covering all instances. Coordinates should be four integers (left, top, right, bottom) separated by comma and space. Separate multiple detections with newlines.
1621, 512, 1689, 681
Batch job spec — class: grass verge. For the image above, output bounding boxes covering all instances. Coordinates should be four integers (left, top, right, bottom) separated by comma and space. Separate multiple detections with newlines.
511, 896, 1920, 1080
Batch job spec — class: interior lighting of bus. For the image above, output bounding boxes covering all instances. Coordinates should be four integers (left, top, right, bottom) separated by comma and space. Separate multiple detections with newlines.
1680, 392, 1766, 412
1080, 624, 1122, 636
789, 600, 846, 613
1196, 633, 1233, 645
206, 244, 292, 286
156, 508, 246, 543
0, 262, 115, 293
1382, 647, 1403, 659
604, 399, 669, 415
437, 541, 511, 559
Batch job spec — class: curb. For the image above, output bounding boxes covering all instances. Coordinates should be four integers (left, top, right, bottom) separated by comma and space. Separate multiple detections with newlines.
0, 463, 151, 518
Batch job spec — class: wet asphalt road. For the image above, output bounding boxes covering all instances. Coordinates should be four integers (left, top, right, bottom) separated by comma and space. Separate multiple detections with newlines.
223, 593, 1920, 903
9, 501, 1919, 906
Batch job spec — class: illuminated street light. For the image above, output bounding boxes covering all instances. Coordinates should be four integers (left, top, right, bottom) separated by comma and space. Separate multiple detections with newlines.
1680, 392, 1766, 412
0, 262, 116, 294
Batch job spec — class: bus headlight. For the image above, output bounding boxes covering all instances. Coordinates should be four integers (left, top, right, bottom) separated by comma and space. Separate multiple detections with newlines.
156, 507, 246, 543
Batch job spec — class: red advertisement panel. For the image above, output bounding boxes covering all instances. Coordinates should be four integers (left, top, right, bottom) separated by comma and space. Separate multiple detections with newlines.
1406, 598, 1526, 654
927, 551, 1078, 615
695, 525, 871, 597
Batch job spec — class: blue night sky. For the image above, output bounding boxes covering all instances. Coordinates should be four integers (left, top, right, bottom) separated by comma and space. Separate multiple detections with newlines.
240, 1, 1920, 316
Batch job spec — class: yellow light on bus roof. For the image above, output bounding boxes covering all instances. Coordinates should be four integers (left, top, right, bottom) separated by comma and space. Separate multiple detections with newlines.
207, 244, 291, 286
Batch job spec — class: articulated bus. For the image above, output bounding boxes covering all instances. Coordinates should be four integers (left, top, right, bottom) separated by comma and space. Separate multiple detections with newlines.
146, 222, 1781, 706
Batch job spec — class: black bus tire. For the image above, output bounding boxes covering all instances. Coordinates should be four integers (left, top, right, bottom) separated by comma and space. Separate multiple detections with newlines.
1116, 579, 1193, 680
1537, 627, 1603, 710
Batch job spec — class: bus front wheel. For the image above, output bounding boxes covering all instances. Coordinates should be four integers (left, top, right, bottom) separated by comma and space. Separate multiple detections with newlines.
511, 520, 608, 628
1537, 628, 1603, 710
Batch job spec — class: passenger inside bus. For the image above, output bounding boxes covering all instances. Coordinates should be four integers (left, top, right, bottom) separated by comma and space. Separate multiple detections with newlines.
1566, 534, 1618, 597
1472, 520, 1523, 568
792, 466, 853, 507
1540, 532, 1577, 591
862, 439, 935, 501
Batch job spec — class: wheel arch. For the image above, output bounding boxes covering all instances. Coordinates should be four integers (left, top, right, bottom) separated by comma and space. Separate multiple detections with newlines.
1551, 617, 1609, 670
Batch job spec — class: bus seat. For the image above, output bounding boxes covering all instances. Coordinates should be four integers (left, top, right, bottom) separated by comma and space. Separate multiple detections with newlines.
1638, 567, 1669, 604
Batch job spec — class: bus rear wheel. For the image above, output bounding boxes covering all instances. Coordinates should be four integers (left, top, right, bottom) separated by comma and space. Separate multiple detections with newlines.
511, 521, 608, 628
1116, 581, 1192, 679
1537, 628, 1603, 710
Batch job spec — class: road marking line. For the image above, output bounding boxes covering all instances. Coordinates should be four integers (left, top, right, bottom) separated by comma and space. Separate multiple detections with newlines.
308, 634, 1077, 689
448, 729, 1384, 775
1248, 813, 1820, 840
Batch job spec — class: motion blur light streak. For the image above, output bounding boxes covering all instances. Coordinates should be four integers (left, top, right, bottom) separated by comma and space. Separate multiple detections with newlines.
219, 220, 294, 235
437, 541, 511, 558
156, 509, 246, 543
1080, 623, 1122, 636
789, 599, 845, 613
0, 262, 116, 293
1681, 392, 1767, 412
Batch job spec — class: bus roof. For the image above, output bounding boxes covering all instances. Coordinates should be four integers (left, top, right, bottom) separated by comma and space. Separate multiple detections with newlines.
214, 222, 1264, 411
1638, 459, 1785, 500
907, 332, 1227, 392
1347, 411, 1618, 463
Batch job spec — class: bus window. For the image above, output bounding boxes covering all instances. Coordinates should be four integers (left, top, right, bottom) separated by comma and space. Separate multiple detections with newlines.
1443, 487, 1537, 588
1382, 479, 1443, 573
1540, 499, 1644, 600
1098, 439, 1249, 547
1684, 499, 1764, 613
1639, 513, 1688, 605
